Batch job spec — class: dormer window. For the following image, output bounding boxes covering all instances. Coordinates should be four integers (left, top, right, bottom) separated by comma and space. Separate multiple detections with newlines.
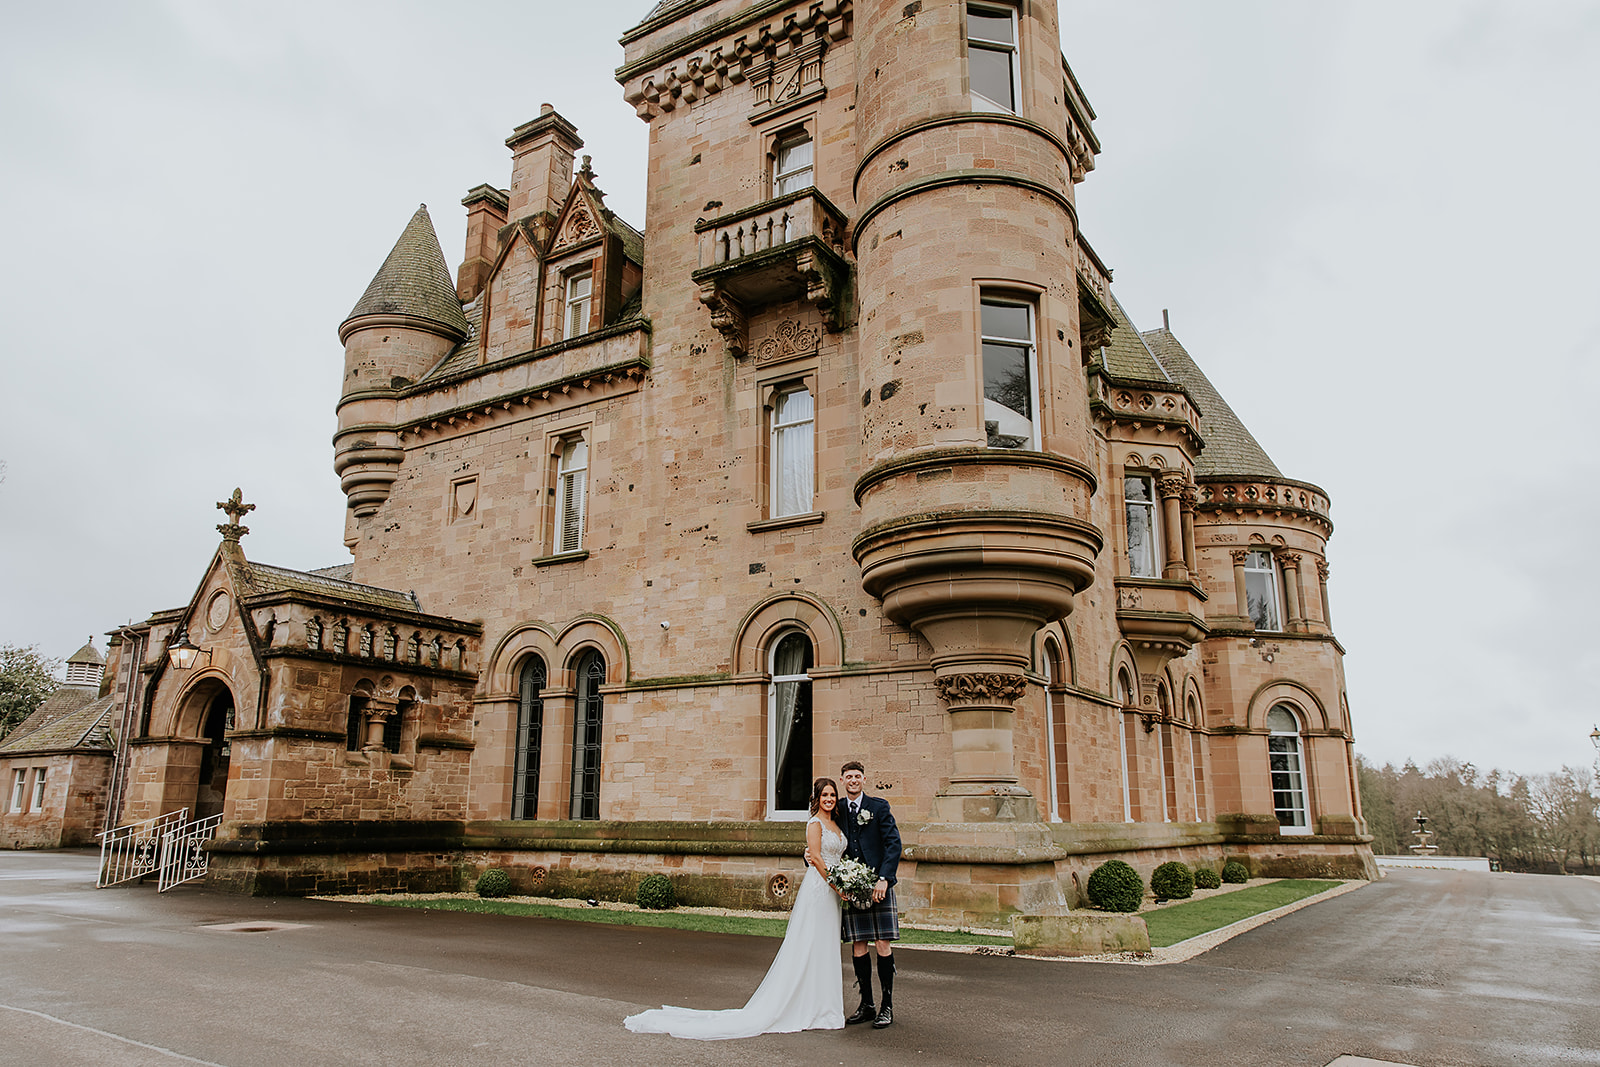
564, 270, 593, 339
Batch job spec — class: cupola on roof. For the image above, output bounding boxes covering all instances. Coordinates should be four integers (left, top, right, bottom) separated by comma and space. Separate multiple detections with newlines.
342, 205, 470, 340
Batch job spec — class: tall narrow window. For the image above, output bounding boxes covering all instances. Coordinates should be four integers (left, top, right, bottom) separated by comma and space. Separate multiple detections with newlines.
967, 4, 1019, 113
1244, 550, 1282, 631
773, 131, 813, 196
513, 657, 546, 820
564, 271, 593, 339
1189, 696, 1208, 820
1158, 688, 1177, 822
383, 700, 408, 753
10, 769, 27, 812
1125, 475, 1160, 577
981, 295, 1038, 449
345, 695, 368, 751
771, 385, 815, 517
1267, 705, 1311, 834
769, 631, 815, 816
556, 437, 588, 554
1044, 644, 1070, 821
1118, 669, 1138, 822
570, 651, 605, 820
30, 768, 47, 813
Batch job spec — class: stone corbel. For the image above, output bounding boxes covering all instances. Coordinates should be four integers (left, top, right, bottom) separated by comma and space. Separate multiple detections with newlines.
697, 281, 748, 358
796, 246, 848, 332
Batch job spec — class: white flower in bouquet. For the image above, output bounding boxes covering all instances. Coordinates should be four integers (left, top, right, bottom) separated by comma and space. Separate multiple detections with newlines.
826, 856, 878, 909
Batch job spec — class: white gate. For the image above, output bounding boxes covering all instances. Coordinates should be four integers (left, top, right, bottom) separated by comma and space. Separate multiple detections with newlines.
97, 809, 188, 888
158, 813, 224, 891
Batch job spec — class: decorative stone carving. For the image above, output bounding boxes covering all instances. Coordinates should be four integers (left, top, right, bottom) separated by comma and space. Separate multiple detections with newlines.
1317, 559, 1331, 582
216, 488, 254, 542
1230, 548, 1252, 563
755, 318, 822, 364
697, 283, 749, 358
1117, 587, 1142, 609
934, 673, 1028, 704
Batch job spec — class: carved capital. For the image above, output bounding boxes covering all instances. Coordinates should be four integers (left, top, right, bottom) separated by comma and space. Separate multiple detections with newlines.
1179, 485, 1199, 510
1277, 551, 1303, 569
1156, 475, 1187, 500
1316, 559, 1331, 582
1230, 548, 1252, 564
934, 672, 1028, 706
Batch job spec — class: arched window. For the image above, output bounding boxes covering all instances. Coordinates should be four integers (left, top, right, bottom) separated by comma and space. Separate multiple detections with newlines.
1267, 705, 1311, 834
1117, 668, 1138, 822
570, 650, 606, 820
1157, 686, 1177, 823
1043, 641, 1070, 821
1188, 694, 1209, 821
513, 657, 546, 820
769, 631, 814, 817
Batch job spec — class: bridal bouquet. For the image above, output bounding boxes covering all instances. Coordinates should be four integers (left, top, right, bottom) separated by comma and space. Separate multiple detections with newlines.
826, 856, 878, 910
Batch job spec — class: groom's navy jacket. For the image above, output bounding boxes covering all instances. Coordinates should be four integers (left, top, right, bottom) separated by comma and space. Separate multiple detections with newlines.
844, 794, 902, 887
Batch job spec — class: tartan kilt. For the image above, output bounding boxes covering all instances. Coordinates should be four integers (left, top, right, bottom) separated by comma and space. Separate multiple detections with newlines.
841, 884, 900, 942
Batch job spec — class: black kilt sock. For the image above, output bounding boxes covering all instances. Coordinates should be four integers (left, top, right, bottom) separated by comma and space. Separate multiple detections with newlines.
877, 952, 895, 1007
853, 952, 875, 1006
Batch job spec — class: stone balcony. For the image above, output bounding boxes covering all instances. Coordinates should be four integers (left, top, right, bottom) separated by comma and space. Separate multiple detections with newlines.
692, 188, 851, 357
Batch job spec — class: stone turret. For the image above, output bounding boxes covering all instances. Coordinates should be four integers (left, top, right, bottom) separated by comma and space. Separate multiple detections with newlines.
335, 205, 468, 522
848, 0, 1101, 820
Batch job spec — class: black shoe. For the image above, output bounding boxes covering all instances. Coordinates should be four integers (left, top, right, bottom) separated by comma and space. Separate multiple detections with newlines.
846, 1002, 876, 1025
872, 1004, 894, 1029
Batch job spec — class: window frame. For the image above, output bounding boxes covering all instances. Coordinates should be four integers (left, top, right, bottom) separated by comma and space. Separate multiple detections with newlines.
1244, 549, 1283, 631
552, 432, 589, 556
29, 767, 47, 813
767, 629, 815, 820
1267, 704, 1312, 835
10, 768, 27, 813
569, 649, 606, 820
771, 127, 815, 197
966, 2, 1021, 114
1117, 668, 1136, 823
979, 291, 1040, 450
513, 656, 546, 820
769, 380, 816, 519
563, 267, 594, 340
1124, 473, 1162, 577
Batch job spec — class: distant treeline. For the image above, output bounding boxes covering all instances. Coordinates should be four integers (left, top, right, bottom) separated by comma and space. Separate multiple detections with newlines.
1357, 756, 1599, 874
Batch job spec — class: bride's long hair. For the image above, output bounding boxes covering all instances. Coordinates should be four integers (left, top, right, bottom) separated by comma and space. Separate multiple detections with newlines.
808, 777, 842, 826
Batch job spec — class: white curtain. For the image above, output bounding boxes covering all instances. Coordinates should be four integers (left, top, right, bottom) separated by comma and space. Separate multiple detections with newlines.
771, 634, 809, 796
773, 389, 814, 517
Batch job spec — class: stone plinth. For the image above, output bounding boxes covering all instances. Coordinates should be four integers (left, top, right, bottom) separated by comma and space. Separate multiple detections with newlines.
1012, 909, 1151, 957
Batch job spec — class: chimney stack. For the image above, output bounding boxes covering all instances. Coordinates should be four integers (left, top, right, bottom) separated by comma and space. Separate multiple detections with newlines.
505, 105, 583, 224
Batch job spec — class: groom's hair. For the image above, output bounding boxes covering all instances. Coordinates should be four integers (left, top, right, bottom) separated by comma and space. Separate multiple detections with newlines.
840, 760, 865, 775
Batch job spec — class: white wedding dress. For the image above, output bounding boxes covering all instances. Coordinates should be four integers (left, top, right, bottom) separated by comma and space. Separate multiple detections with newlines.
624, 817, 846, 1040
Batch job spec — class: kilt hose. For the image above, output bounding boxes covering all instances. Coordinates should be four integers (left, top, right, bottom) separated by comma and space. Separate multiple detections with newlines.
841, 884, 900, 942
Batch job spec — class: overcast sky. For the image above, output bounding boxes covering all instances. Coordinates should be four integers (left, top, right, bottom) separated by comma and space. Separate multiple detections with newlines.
3, 2, 1597, 780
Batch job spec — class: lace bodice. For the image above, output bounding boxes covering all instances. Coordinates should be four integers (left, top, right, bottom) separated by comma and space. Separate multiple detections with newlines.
810, 816, 847, 867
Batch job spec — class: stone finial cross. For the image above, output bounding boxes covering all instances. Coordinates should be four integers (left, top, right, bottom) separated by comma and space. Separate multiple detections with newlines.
216, 487, 255, 542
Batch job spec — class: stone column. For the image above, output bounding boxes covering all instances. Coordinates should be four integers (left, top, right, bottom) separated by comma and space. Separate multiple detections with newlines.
1179, 485, 1199, 576
1230, 549, 1251, 619
1317, 559, 1333, 630
1278, 552, 1304, 631
363, 697, 396, 752
1157, 476, 1188, 580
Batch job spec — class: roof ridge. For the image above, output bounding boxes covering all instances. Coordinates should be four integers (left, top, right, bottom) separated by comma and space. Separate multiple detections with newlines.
1140, 326, 1283, 480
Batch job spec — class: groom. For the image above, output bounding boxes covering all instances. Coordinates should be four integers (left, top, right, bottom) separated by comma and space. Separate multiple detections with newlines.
839, 760, 901, 1029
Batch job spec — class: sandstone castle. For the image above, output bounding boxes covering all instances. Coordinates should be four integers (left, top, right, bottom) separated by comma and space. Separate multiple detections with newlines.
3, 0, 1374, 921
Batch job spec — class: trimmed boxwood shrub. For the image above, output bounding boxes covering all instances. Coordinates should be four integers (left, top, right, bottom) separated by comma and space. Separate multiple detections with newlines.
475, 868, 512, 898
1222, 860, 1250, 884
1150, 861, 1195, 902
636, 873, 677, 910
1086, 860, 1145, 913
1193, 866, 1222, 890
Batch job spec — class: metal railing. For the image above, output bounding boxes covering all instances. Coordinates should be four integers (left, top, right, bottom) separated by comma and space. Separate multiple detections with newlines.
97, 809, 187, 888
157, 813, 224, 892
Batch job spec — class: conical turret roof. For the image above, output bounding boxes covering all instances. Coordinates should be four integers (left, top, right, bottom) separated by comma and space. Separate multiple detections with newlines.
1141, 327, 1283, 480
343, 205, 469, 338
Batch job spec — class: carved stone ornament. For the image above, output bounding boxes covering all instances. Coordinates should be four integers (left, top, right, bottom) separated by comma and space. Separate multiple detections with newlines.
216, 487, 254, 542
1117, 587, 1142, 610
934, 672, 1028, 705
1179, 485, 1199, 509
1157, 475, 1187, 499
755, 318, 822, 364
1278, 551, 1303, 568
553, 206, 597, 252
1317, 560, 1331, 582
1230, 548, 1252, 564
697, 282, 749, 358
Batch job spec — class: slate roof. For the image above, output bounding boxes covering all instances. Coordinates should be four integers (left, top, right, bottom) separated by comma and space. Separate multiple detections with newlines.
1101, 293, 1173, 383
243, 562, 420, 613
0, 690, 114, 754
1141, 327, 1283, 479
66, 640, 104, 666
344, 205, 470, 338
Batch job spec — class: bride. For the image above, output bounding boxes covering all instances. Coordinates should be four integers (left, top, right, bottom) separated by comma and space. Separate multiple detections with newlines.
624, 777, 847, 1040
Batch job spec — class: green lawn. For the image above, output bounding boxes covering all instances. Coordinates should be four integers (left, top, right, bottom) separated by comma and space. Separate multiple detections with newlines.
1141, 880, 1343, 947
350, 879, 1345, 951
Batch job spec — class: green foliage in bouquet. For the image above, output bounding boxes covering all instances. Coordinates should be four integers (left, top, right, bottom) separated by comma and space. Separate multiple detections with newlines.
636, 873, 677, 910
475, 868, 512, 898
1086, 860, 1145, 913
1150, 861, 1195, 902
